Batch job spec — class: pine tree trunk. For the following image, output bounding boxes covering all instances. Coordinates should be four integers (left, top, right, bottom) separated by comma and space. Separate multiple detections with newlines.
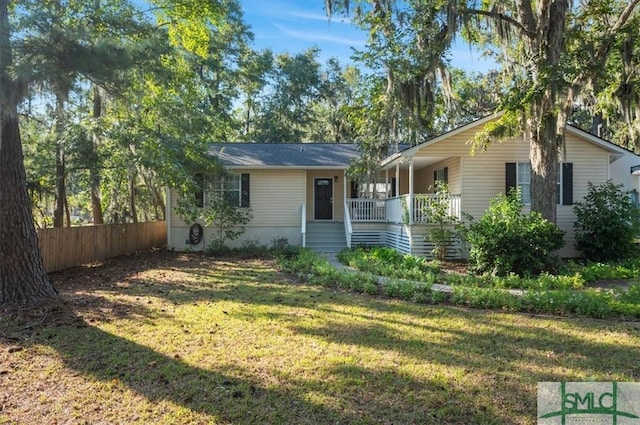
129, 169, 138, 223
0, 0, 57, 306
53, 93, 66, 228
90, 85, 104, 224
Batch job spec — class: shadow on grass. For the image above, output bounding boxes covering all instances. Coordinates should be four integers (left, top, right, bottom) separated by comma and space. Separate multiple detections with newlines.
288, 310, 640, 383
25, 250, 639, 424
31, 317, 352, 424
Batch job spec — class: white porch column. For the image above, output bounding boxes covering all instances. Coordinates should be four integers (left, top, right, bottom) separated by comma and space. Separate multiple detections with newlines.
408, 157, 414, 225
343, 169, 347, 208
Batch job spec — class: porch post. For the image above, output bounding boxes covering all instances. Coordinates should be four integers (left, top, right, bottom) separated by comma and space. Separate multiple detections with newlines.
343, 169, 347, 209
408, 157, 414, 225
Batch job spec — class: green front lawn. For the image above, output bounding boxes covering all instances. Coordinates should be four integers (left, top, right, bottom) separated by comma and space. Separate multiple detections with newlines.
1, 251, 639, 424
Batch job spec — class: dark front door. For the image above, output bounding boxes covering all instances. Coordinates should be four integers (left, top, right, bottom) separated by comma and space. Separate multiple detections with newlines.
314, 178, 333, 220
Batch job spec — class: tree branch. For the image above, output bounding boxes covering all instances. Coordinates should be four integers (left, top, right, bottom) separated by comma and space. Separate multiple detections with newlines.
593, 0, 640, 62
466, 8, 537, 39
513, 0, 537, 36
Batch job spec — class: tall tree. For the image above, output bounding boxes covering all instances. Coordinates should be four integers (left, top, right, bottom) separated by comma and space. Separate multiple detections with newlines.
327, 0, 640, 223
0, 0, 57, 306
14, 0, 148, 227
308, 59, 361, 142
253, 48, 323, 142
237, 47, 274, 139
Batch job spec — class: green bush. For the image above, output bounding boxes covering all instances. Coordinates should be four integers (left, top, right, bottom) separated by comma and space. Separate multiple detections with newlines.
463, 189, 565, 276
423, 181, 461, 261
278, 250, 640, 320
337, 246, 440, 280
564, 259, 640, 282
573, 181, 640, 262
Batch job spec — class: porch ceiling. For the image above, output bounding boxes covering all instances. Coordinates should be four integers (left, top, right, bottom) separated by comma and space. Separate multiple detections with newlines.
382, 155, 448, 170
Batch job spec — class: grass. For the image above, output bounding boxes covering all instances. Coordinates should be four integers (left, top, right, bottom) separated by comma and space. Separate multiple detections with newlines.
1, 251, 640, 424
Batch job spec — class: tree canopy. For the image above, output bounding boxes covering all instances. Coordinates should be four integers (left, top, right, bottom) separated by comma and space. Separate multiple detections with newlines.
326, 0, 640, 223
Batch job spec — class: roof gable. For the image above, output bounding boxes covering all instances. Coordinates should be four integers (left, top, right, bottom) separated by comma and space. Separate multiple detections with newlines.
381, 112, 637, 167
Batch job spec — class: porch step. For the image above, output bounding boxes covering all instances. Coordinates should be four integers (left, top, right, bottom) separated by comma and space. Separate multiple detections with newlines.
305, 222, 347, 253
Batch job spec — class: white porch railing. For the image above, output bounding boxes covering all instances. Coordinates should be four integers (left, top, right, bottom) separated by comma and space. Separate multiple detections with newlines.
346, 199, 387, 222
412, 194, 461, 223
350, 194, 462, 224
343, 202, 353, 248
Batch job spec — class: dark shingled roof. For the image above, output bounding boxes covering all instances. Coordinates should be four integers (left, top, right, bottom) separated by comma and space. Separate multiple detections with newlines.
209, 143, 361, 167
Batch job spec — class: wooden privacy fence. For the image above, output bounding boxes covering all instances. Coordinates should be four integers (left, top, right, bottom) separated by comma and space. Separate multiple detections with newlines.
38, 221, 166, 273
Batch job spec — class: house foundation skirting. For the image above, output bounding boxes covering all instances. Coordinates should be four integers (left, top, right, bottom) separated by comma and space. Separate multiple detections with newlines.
351, 223, 464, 260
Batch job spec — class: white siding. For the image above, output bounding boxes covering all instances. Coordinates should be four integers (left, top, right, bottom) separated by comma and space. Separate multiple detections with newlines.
414, 157, 462, 194
610, 152, 640, 193
168, 169, 306, 250
413, 126, 614, 258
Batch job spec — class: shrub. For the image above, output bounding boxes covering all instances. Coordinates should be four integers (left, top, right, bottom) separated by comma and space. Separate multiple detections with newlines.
337, 246, 440, 280
176, 188, 253, 252
463, 189, 565, 276
573, 181, 640, 262
423, 181, 461, 261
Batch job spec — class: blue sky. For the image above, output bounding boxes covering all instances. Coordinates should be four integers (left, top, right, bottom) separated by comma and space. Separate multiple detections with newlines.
240, 0, 364, 65
239, 0, 495, 73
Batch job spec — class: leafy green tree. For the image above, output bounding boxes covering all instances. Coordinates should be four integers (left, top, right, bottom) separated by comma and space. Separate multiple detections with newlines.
327, 0, 640, 224
423, 181, 460, 261
253, 48, 323, 142
237, 48, 274, 139
14, 0, 150, 227
573, 181, 640, 262
175, 183, 253, 251
308, 59, 361, 142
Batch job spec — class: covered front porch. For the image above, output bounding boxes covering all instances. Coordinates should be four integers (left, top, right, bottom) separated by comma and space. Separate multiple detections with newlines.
343, 149, 463, 225
338, 152, 464, 259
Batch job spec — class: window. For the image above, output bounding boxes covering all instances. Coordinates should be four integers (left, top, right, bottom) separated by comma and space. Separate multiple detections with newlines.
434, 167, 448, 184
433, 167, 449, 192
517, 163, 532, 204
200, 173, 250, 207
356, 181, 393, 199
506, 163, 573, 206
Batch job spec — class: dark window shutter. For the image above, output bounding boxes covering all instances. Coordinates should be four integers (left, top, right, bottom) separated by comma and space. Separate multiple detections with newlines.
241, 173, 250, 207
391, 177, 397, 197
433, 170, 437, 183
443, 167, 448, 184
350, 181, 358, 198
194, 173, 204, 207
505, 163, 516, 195
562, 163, 573, 205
